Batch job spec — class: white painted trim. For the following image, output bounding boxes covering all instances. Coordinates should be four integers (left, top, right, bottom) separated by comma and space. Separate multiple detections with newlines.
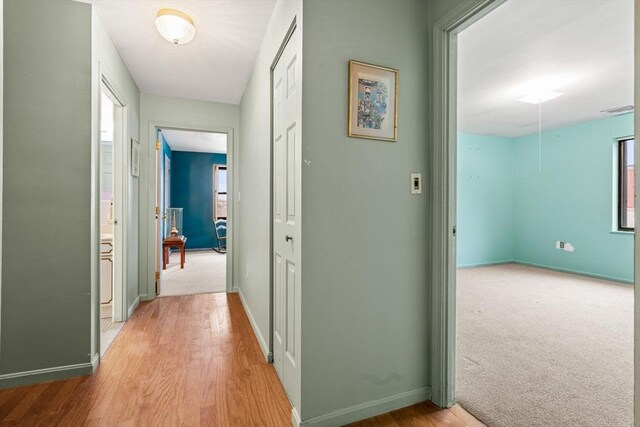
92, 62, 132, 363
292, 408, 302, 427
634, 2, 640, 424
0, 361, 94, 387
428, 0, 506, 408
0, 0, 4, 362
127, 296, 140, 318
146, 121, 236, 298
99, 68, 129, 316
91, 353, 99, 371
292, 387, 431, 427
237, 286, 272, 362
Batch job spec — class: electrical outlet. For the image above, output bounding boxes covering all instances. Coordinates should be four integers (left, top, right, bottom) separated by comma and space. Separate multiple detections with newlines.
555, 241, 575, 252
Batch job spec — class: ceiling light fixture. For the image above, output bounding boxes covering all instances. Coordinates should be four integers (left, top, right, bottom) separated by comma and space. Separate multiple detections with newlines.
517, 90, 564, 105
155, 9, 196, 45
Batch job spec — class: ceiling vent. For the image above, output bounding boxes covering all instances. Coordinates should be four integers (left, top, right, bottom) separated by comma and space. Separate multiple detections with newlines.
601, 105, 634, 114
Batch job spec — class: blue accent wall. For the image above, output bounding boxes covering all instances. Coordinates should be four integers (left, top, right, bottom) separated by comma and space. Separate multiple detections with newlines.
457, 114, 634, 283
170, 151, 227, 249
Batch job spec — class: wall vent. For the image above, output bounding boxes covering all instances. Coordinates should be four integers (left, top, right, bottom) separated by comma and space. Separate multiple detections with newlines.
601, 105, 634, 114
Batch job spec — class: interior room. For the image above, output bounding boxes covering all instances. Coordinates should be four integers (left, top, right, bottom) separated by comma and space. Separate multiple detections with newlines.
158, 129, 228, 297
456, 1, 634, 426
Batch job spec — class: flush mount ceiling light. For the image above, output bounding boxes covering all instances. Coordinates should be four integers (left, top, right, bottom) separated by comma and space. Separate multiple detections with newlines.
155, 9, 196, 45
517, 90, 564, 105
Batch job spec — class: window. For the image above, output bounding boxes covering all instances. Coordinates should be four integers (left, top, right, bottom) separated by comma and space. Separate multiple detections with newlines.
213, 165, 227, 220
618, 138, 635, 230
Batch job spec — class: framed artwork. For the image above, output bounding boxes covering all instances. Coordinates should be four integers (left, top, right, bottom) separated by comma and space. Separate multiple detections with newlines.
348, 60, 398, 141
131, 138, 140, 177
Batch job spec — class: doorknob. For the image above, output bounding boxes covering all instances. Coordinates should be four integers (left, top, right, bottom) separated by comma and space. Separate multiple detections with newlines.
285, 235, 293, 242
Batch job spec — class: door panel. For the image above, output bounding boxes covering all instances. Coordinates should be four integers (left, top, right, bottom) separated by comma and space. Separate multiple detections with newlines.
272, 27, 300, 407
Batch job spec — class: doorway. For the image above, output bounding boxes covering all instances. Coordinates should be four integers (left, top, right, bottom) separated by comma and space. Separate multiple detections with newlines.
429, 0, 637, 426
99, 83, 127, 356
155, 128, 230, 297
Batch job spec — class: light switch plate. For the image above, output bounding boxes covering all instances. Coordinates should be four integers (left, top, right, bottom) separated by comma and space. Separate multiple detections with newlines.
411, 173, 422, 194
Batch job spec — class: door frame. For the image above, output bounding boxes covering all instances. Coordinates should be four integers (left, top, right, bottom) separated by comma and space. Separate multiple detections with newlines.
427, 0, 509, 408
429, 0, 639, 414
92, 63, 129, 362
146, 121, 235, 296
268, 17, 297, 365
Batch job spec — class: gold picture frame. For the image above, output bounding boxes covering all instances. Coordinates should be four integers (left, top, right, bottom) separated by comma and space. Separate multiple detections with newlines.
348, 60, 398, 142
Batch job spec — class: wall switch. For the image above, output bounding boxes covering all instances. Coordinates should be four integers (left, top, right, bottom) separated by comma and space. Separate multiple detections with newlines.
411, 173, 422, 194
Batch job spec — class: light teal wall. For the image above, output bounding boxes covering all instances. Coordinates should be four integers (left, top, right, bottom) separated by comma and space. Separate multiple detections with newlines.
457, 133, 514, 267
3, 0, 93, 383
457, 114, 634, 283
301, 0, 429, 421
513, 113, 634, 282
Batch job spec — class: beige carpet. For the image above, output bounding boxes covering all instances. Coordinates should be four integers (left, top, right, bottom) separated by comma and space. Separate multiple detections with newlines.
160, 250, 226, 296
457, 263, 633, 427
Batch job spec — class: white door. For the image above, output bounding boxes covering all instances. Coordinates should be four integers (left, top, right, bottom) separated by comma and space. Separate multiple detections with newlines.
272, 27, 301, 405
155, 130, 162, 295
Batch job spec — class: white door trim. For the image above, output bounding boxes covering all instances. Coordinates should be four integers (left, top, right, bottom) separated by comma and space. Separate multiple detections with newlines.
93, 62, 130, 362
145, 121, 235, 298
428, 0, 506, 408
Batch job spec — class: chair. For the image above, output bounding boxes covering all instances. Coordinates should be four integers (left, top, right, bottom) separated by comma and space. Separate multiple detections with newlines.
214, 219, 227, 253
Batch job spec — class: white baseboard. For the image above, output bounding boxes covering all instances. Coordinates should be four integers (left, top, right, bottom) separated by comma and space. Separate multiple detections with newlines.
139, 293, 150, 301
293, 386, 431, 426
91, 353, 100, 371
128, 296, 140, 318
0, 360, 94, 388
236, 286, 272, 362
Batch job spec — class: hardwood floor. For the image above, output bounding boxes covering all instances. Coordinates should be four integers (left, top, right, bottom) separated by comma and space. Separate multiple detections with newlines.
0, 293, 482, 426
350, 402, 485, 426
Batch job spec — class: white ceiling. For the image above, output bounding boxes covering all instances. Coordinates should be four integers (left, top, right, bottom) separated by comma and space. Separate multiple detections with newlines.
91, 0, 277, 104
458, 0, 634, 138
162, 129, 227, 153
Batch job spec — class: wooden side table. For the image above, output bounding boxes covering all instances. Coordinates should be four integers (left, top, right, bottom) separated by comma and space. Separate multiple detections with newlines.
163, 236, 187, 270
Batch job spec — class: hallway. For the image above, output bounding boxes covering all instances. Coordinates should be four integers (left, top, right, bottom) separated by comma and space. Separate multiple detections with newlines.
0, 294, 291, 425
0, 292, 482, 426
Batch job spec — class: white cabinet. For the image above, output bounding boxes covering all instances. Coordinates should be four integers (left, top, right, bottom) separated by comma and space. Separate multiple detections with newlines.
100, 239, 113, 308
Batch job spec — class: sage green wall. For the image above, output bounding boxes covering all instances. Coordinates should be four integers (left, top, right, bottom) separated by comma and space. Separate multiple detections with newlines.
457, 133, 514, 267
300, 0, 430, 421
513, 113, 634, 282
2, 0, 93, 380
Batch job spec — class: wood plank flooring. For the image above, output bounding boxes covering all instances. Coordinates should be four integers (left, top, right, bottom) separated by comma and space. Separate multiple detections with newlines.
0, 293, 482, 426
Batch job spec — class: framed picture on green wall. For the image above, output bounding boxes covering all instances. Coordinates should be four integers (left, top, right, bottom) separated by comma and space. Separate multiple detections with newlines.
348, 60, 398, 142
